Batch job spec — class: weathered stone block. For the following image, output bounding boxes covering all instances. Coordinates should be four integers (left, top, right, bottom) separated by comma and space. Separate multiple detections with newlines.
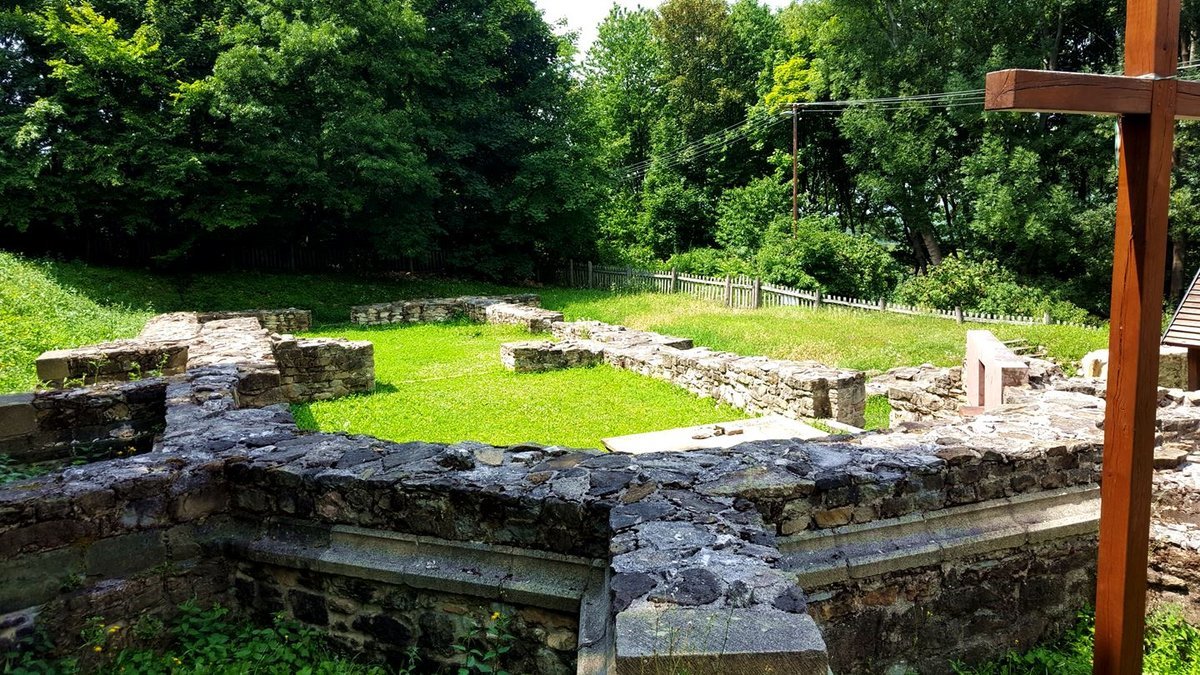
500, 340, 605, 373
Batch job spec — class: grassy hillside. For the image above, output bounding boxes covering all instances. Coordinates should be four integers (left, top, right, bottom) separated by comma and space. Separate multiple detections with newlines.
0, 252, 1109, 393
0, 251, 517, 392
540, 290, 1109, 372
0, 254, 154, 392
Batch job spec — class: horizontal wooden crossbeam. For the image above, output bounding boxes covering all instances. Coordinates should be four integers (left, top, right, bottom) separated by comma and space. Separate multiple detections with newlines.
984, 69, 1200, 119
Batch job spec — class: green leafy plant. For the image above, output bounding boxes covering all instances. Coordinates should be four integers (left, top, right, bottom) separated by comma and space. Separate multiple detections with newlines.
2, 600, 390, 675
452, 611, 516, 675
954, 607, 1200, 675
0, 454, 48, 485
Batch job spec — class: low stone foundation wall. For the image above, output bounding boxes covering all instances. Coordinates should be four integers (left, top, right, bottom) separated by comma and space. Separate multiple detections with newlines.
196, 308, 312, 334
552, 321, 693, 350
31, 310, 373, 406
0, 379, 166, 463
501, 340, 605, 373
505, 321, 867, 427
13, 302, 1200, 674
36, 341, 188, 387
871, 364, 965, 424
273, 336, 375, 402
485, 303, 564, 333
350, 294, 541, 326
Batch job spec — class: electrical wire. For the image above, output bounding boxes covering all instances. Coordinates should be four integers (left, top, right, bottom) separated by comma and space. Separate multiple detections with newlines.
617, 56, 1200, 179
619, 89, 986, 180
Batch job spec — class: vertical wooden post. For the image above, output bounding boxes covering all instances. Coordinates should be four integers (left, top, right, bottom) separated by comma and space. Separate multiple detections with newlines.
724, 276, 733, 307
954, 306, 964, 324
1188, 347, 1200, 391
1044, 310, 1053, 325
569, 259, 575, 286
752, 277, 762, 309
814, 288, 823, 307
878, 297, 887, 311
1094, 4, 1178, 672
587, 261, 593, 289
792, 103, 799, 236
671, 267, 679, 293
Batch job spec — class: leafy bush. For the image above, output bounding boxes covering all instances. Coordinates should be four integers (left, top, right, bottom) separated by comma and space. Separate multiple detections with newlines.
714, 175, 789, 253
893, 253, 1094, 324
954, 606, 1200, 675
663, 248, 755, 277
754, 216, 902, 298
2, 601, 393, 675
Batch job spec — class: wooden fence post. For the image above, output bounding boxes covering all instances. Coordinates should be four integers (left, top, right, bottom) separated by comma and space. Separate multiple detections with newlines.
724, 276, 733, 307
569, 259, 575, 286
671, 267, 679, 293
878, 297, 887, 311
814, 288, 823, 307
1043, 310, 1053, 325
752, 277, 762, 308
587, 261, 593, 289
955, 306, 964, 324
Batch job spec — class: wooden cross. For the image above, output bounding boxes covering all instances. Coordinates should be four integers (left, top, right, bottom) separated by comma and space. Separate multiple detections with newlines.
985, 0, 1197, 672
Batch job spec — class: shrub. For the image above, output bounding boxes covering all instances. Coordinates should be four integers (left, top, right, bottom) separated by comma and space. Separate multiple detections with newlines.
663, 248, 754, 277
714, 175, 789, 253
754, 216, 902, 298
893, 253, 1094, 323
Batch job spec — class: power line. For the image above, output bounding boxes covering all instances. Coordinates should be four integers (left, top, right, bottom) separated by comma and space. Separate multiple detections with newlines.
619, 88, 990, 179
618, 57, 1200, 180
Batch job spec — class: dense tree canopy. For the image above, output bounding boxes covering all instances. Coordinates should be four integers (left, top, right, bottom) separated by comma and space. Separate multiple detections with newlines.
582, 0, 1200, 318
0, 0, 599, 277
6, 0, 1200, 315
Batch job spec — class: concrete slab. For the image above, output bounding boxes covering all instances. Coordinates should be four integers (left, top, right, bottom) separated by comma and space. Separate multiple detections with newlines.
602, 415, 827, 454
614, 607, 828, 675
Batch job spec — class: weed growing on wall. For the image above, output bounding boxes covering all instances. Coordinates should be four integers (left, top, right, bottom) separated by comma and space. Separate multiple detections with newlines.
2, 601, 391, 674
954, 606, 1200, 674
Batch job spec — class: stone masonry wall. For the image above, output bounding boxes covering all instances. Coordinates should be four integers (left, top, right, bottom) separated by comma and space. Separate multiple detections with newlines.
234, 561, 579, 674
197, 308, 312, 335
506, 320, 867, 427
871, 364, 965, 424
0, 379, 166, 464
13, 307, 1200, 673
272, 336, 375, 402
807, 536, 1097, 674
31, 310, 372, 407
349, 294, 541, 326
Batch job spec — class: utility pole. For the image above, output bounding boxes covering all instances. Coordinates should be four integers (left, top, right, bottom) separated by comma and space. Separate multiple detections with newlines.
792, 103, 799, 236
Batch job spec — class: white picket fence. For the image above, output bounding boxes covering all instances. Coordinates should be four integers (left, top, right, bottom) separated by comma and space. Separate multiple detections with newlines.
561, 261, 1101, 329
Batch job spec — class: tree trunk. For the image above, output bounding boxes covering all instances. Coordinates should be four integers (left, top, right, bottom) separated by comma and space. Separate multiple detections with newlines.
921, 227, 944, 266
904, 225, 927, 274
1171, 237, 1188, 301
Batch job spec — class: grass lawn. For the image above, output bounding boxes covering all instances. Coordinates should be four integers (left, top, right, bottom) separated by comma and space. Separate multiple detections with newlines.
540, 290, 1110, 373
0, 251, 1110, 393
291, 322, 745, 449
0, 251, 521, 392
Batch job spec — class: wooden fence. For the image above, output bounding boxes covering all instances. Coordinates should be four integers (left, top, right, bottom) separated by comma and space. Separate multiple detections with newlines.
561, 261, 1101, 329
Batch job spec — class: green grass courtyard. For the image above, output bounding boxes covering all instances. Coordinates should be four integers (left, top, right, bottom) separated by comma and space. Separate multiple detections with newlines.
0, 251, 1110, 446
291, 322, 745, 448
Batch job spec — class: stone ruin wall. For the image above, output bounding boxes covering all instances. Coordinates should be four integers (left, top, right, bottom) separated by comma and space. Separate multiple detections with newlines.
6, 355, 1175, 674
34, 309, 372, 409
7, 297, 1200, 674
0, 379, 167, 464
349, 294, 563, 331
501, 320, 868, 427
